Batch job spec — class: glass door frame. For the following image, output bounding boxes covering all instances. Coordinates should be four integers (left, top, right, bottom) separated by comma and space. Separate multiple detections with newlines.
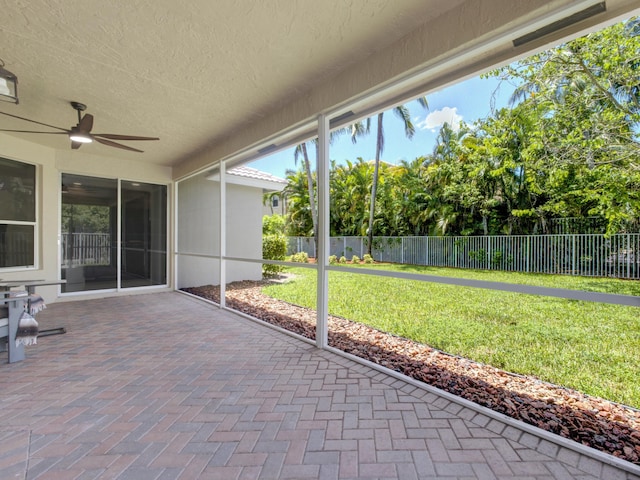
59, 172, 170, 295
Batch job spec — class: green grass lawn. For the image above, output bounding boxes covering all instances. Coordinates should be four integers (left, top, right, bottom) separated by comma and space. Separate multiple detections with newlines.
261, 264, 640, 408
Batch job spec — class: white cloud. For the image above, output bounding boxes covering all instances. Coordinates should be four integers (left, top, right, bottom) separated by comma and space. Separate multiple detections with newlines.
416, 106, 463, 132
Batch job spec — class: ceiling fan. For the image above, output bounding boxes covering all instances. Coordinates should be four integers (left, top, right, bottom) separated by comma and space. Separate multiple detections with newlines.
0, 101, 159, 152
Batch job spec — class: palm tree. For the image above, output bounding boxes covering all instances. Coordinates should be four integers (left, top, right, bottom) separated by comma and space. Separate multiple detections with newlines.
293, 143, 317, 246
394, 157, 431, 235
293, 126, 360, 251
329, 158, 373, 236
281, 168, 314, 236
366, 98, 428, 254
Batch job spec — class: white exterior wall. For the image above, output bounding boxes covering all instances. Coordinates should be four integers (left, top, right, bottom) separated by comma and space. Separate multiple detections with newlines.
1, 133, 172, 303
176, 174, 263, 290
176, 255, 220, 291
226, 184, 263, 282
176, 173, 220, 290
177, 174, 220, 257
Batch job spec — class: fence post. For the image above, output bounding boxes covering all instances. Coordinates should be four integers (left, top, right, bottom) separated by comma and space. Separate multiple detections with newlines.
425, 237, 428, 266
572, 235, 576, 274
627, 234, 631, 279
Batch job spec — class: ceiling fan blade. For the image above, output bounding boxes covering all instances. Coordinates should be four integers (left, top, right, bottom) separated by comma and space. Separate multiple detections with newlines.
94, 136, 144, 153
78, 113, 93, 132
93, 133, 159, 141
0, 110, 68, 131
0, 129, 68, 134
71, 141, 83, 150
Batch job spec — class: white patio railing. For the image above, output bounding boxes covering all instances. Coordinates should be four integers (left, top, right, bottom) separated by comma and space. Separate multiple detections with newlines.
288, 234, 640, 279
61, 232, 112, 267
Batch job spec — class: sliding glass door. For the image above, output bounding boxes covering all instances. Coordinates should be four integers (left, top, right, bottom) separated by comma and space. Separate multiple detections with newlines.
121, 181, 167, 288
61, 174, 167, 293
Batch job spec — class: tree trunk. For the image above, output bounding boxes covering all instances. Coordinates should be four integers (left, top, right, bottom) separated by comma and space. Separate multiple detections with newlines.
367, 113, 384, 256
301, 143, 318, 252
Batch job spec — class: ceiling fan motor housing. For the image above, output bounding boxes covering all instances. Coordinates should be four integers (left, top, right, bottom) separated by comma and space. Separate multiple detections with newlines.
70, 101, 87, 112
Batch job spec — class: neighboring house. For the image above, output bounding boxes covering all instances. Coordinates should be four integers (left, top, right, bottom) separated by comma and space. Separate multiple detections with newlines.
264, 193, 286, 217
224, 166, 287, 217
176, 165, 287, 288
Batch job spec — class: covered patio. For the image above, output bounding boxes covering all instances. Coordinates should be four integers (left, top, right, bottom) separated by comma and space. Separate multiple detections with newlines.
2, 1, 640, 478
0, 292, 637, 479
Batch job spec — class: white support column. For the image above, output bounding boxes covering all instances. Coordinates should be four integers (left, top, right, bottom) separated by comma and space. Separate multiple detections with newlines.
116, 179, 122, 291
316, 114, 330, 349
219, 162, 226, 309
172, 181, 179, 291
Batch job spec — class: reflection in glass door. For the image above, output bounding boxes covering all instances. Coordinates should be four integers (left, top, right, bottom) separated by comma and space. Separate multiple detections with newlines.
61, 175, 167, 292
61, 174, 118, 292
121, 181, 167, 288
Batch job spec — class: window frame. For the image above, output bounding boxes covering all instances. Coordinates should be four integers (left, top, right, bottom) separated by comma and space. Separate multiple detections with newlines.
0, 156, 38, 271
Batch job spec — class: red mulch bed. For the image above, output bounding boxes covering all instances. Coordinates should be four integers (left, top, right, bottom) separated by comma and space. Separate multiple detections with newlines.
182, 279, 640, 465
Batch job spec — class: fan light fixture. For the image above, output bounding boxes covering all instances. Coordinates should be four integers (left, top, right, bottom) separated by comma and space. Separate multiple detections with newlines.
0, 58, 18, 104
69, 132, 92, 143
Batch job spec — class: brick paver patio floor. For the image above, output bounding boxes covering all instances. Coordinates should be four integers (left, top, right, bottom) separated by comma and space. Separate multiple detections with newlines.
1, 292, 638, 479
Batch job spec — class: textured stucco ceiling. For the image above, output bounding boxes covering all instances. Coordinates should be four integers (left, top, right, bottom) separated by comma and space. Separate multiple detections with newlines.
0, 0, 464, 167
0, 0, 636, 172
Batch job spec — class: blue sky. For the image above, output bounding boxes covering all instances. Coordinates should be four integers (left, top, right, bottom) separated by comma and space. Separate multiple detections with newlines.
248, 74, 515, 179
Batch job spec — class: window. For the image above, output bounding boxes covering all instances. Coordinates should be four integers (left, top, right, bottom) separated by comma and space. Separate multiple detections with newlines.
0, 157, 36, 268
272, 196, 279, 208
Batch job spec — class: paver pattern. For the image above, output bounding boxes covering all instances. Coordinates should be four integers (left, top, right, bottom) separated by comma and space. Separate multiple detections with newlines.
0, 292, 637, 479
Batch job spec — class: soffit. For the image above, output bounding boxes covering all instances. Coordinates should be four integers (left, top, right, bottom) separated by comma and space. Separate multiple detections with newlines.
0, 0, 463, 167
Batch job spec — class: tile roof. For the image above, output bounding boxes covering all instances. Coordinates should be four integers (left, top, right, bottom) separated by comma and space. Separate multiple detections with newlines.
228, 165, 287, 184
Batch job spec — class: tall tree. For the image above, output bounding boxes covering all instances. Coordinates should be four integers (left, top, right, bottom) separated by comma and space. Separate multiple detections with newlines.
282, 18, 640, 239
366, 98, 428, 254
281, 168, 315, 237
330, 158, 373, 236
293, 142, 317, 246
294, 124, 367, 250
489, 16, 640, 233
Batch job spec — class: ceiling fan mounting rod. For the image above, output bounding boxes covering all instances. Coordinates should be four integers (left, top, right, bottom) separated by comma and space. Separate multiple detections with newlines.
70, 101, 87, 123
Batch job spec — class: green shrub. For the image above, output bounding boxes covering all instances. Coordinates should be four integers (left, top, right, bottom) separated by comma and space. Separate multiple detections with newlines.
363, 254, 374, 264
262, 233, 287, 276
291, 251, 309, 263
351, 255, 360, 264
262, 214, 286, 235
328, 255, 338, 265
469, 249, 488, 263
339, 256, 347, 264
